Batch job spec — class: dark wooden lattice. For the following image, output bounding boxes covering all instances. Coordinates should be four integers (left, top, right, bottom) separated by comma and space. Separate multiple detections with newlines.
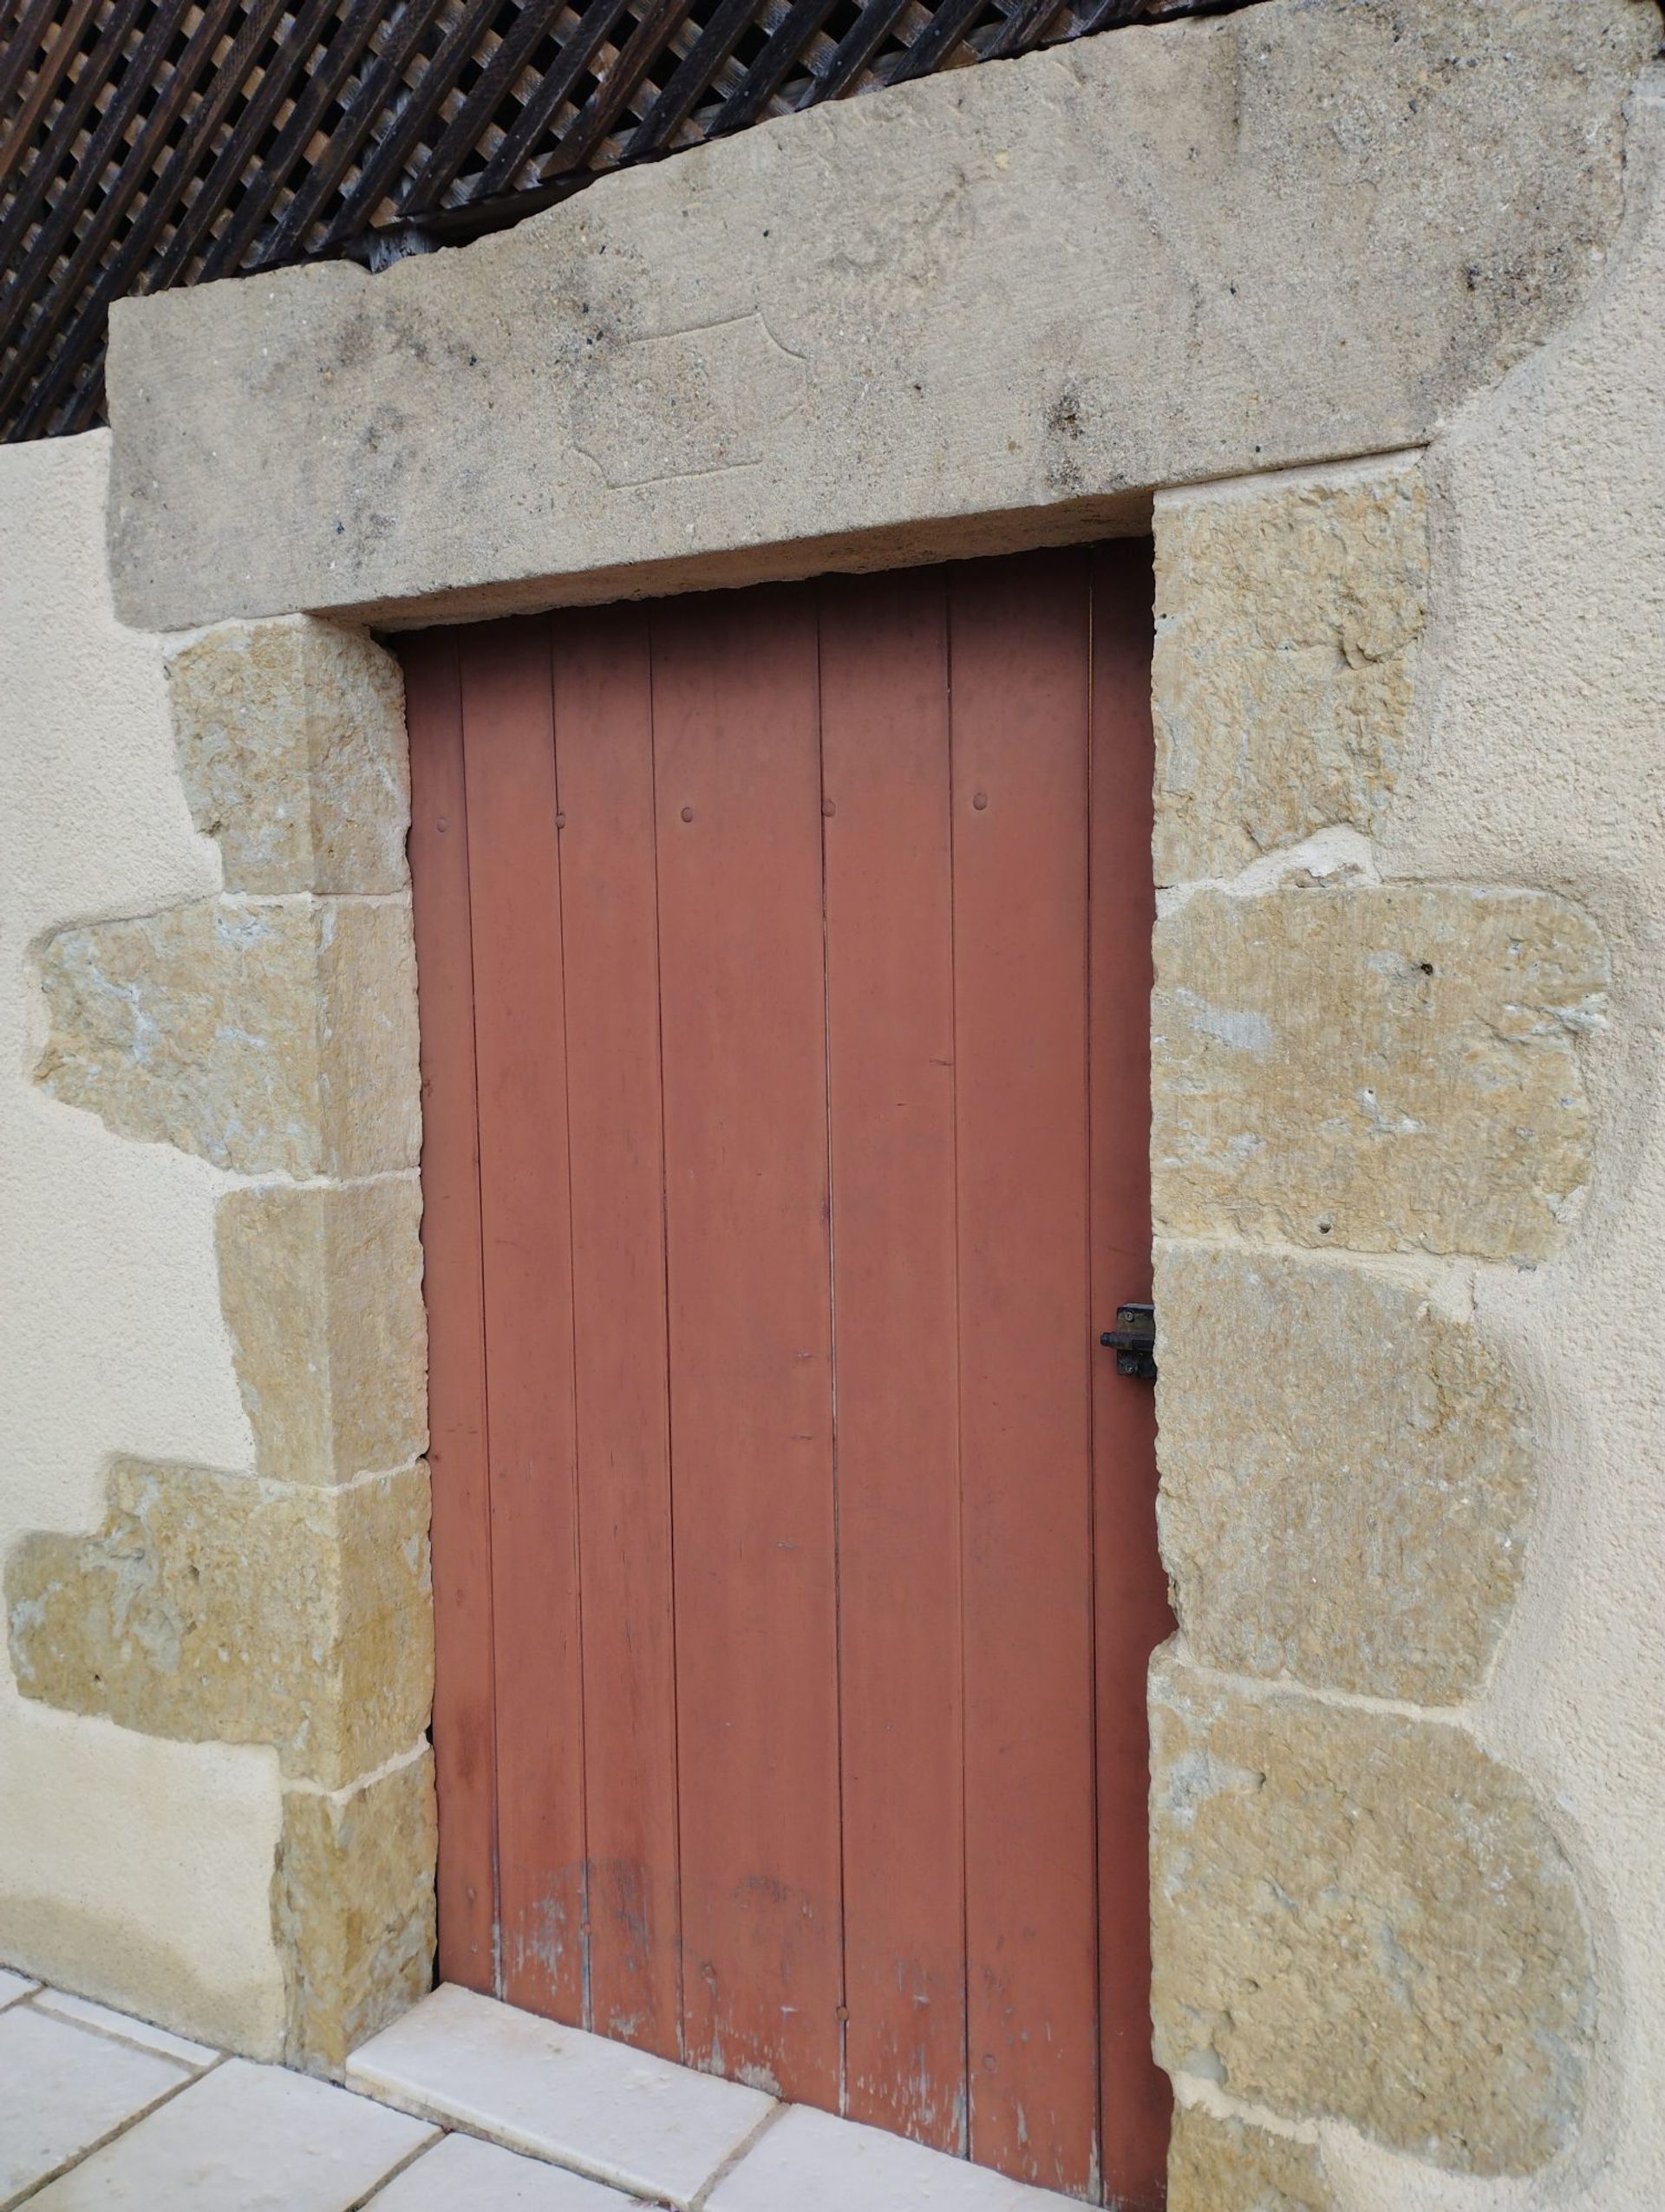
1, 0, 1230, 443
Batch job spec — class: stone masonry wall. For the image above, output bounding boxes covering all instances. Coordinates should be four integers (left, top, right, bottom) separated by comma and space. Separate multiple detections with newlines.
4, 614, 435, 2073
1148, 455, 1606, 2202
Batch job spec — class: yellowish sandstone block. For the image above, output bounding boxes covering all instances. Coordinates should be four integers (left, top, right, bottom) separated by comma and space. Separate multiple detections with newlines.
35, 895, 419, 1177
1152, 883, 1604, 1259
274, 1752, 436, 2074
218, 1181, 427, 1486
168, 618, 408, 895
1153, 465, 1427, 884
1168, 2105, 1334, 2212
5, 1460, 433, 1789
1150, 1654, 1592, 2174
1154, 1243, 1533, 1701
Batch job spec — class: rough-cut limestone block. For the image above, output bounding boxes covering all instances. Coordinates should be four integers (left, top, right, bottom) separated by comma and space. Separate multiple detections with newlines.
168, 619, 408, 895
1150, 1655, 1592, 2174
1154, 466, 1427, 884
105, 0, 1653, 631
1155, 1243, 1533, 1703
218, 1182, 427, 1487
1168, 2106, 1334, 2212
35, 895, 419, 1177
275, 1752, 436, 2074
5, 1461, 433, 1790
1152, 884, 1604, 1259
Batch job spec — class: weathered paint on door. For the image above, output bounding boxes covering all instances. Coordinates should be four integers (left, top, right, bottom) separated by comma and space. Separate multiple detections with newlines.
402, 545, 1172, 2204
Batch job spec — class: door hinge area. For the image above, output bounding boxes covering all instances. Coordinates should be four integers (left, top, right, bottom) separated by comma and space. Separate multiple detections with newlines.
1100, 1303, 1156, 1380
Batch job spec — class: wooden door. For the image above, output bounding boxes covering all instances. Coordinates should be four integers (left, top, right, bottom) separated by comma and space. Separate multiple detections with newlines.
402, 545, 1172, 2205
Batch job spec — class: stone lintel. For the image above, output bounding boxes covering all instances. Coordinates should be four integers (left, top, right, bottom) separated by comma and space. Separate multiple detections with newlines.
105, 0, 1653, 630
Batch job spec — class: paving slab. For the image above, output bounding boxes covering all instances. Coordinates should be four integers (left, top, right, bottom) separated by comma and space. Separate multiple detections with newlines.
0, 1967, 39, 2011
348, 1983, 774, 2208
31, 1987, 219, 2068
0, 2005, 190, 2209
368, 2131, 642, 2209
25, 2058, 435, 2211
708, 2102, 1078, 2210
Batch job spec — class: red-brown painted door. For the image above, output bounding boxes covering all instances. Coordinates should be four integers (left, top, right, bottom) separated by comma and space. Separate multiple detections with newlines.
402, 545, 1172, 2205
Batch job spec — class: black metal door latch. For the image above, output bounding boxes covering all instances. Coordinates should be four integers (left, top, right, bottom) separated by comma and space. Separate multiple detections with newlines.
1100, 1303, 1157, 1380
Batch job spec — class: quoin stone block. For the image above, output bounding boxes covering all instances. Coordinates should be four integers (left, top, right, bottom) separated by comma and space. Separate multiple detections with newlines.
35, 896, 420, 1177
217, 1181, 428, 1487
5, 1459, 433, 1790
1154, 1243, 1534, 1702
1167, 2106, 1333, 2212
1152, 883, 1604, 1259
275, 1753, 438, 2074
168, 619, 409, 894
1153, 462, 1427, 884
1149, 1654, 1594, 2173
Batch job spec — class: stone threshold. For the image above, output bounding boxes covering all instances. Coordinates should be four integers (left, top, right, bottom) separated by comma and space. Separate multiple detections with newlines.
346, 1982, 1084, 2210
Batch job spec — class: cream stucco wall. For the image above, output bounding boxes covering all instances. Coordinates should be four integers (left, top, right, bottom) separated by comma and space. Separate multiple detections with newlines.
0, 430, 287, 2051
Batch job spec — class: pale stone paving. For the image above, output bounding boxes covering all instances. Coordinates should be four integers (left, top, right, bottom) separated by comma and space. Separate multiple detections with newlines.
0, 1975, 1085, 2210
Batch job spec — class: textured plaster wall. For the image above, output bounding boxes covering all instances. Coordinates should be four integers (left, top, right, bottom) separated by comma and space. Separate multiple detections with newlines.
0, 430, 287, 2052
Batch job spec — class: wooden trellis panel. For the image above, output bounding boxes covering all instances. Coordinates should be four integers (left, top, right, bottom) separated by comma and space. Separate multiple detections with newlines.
0, 0, 1231, 444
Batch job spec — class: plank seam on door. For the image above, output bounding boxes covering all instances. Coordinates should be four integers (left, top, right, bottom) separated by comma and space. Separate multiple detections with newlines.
643, 600, 689, 2065
812, 589, 852, 2118
944, 569, 972, 2164
1081, 567, 1105, 2207
547, 615, 595, 2032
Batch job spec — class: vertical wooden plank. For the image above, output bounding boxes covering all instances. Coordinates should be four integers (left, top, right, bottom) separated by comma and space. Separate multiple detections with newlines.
402, 629, 498, 1993
819, 571, 968, 2153
460, 617, 588, 2022
1089, 540, 1173, 2209
950, 551, 1100, 2196
549, 605, 683, 2061
651, 587, 844, 2108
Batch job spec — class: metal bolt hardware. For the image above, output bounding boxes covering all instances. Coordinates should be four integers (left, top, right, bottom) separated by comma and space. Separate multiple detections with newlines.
1100, 1303, 1157, 1380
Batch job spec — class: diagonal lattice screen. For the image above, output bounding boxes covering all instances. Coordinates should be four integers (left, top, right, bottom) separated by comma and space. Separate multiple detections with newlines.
0, 0, 1230, 444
